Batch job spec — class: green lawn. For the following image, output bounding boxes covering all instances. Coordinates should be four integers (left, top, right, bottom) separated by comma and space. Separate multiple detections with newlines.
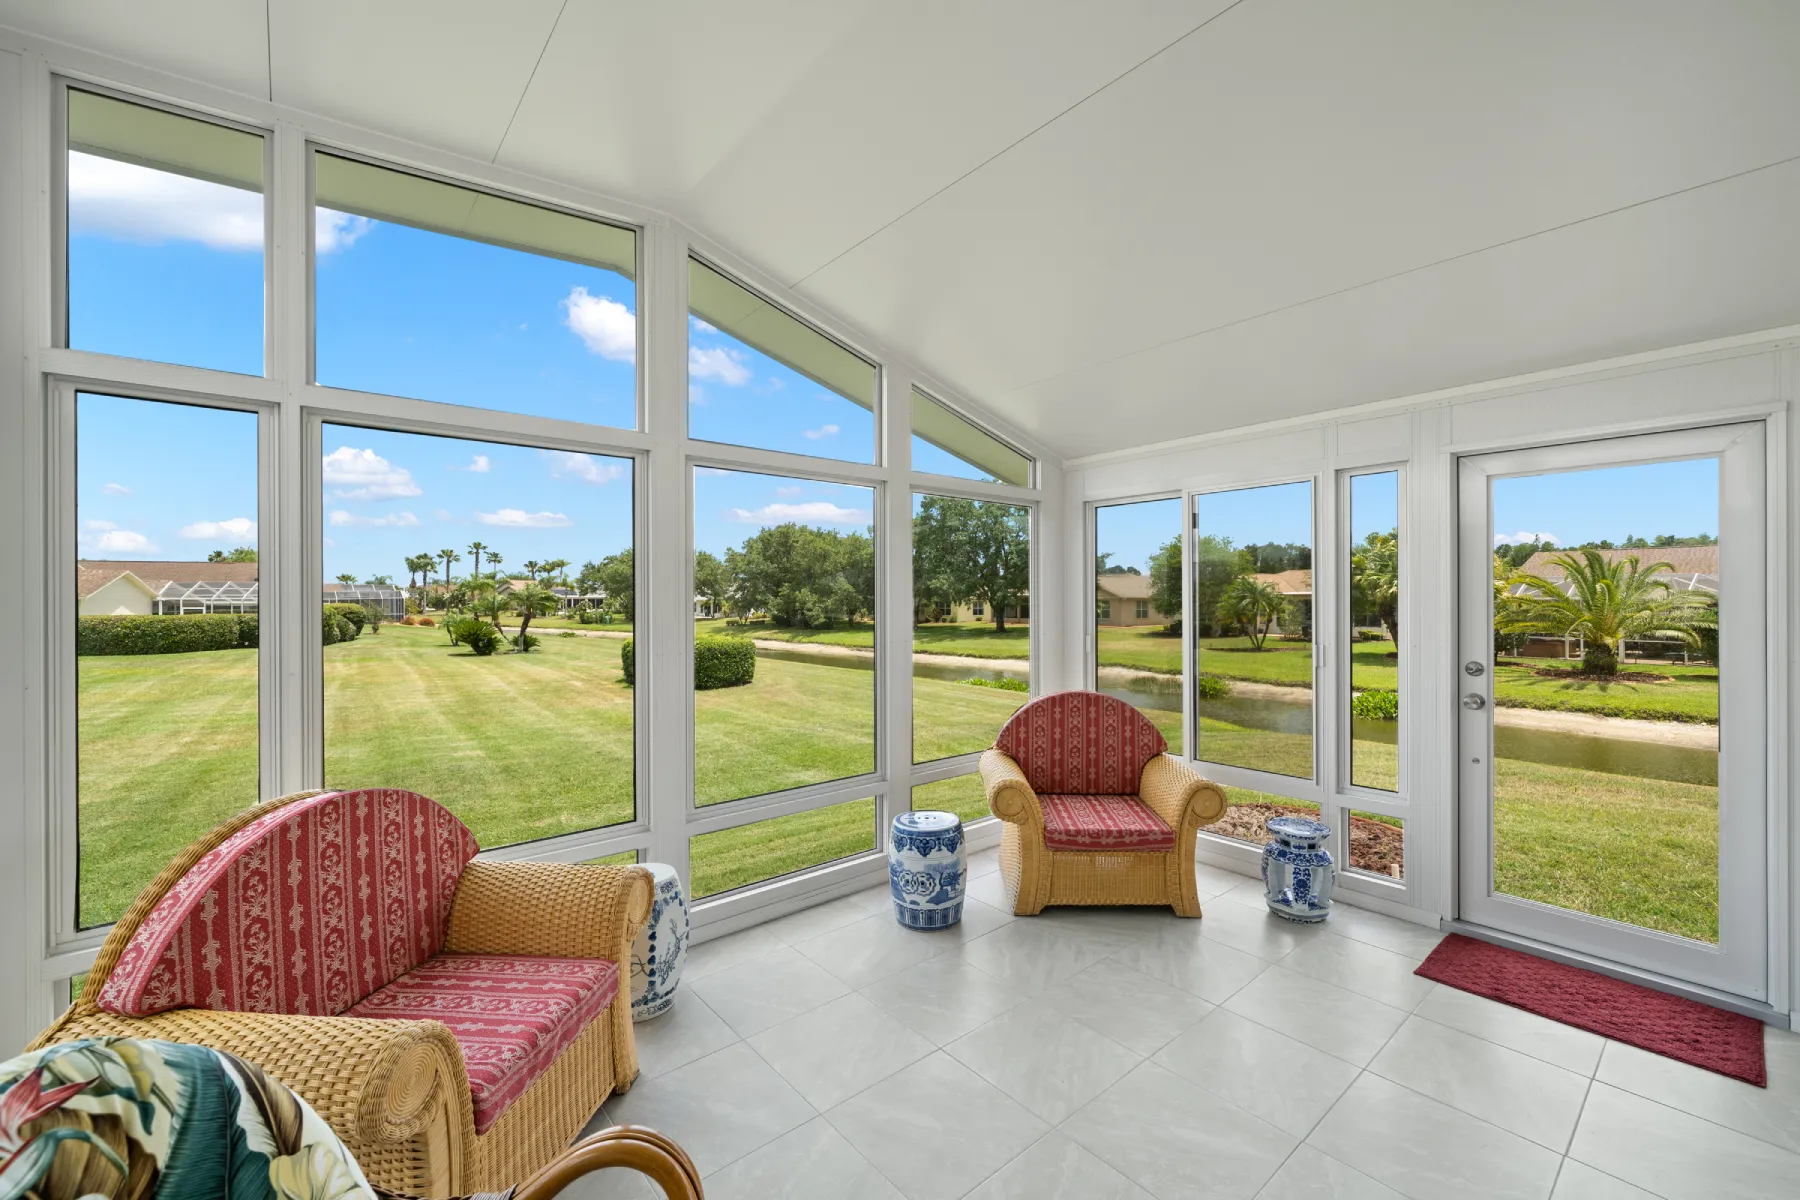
1096, 625, 1183, 674
1491, 659, 1718, 724
527, 615, 633, 632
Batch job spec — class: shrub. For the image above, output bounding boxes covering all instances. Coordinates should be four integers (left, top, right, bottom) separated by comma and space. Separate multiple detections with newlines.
359, 603, 385, 633
417, 615, 435, 626
559, 630, 578, 638
321, 610, 342, 646
1351, 689, 1399, 720
1194, 673, 1230, 700
620, 635, 756, 689
399, 615, 418, 626
513, 632, 541, 652
76, 613, 257, 656
325, 602, 366, 636
448, 617, 501, 656
959, 676, 1028, 693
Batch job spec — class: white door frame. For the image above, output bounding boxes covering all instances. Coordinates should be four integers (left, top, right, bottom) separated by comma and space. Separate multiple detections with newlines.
1457, 423, 1768, 1000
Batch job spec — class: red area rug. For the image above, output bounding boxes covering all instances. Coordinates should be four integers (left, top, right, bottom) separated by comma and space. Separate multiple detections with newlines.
1415, 934, 1766, 1086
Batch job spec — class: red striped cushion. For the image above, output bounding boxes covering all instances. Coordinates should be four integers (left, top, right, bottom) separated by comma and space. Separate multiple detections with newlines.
99, 789, 479, 1018
347, 953, 620, 1134
1041, 794, 1175, 852
994, 691, 1167, 795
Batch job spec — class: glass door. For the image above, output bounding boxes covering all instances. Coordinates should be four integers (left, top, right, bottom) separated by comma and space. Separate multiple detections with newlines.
1456, 425, 1767, 999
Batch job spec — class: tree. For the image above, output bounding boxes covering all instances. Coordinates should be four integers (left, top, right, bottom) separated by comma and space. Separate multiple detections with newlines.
485, 551, 503, 579
579, 549, 634, 620
912, 497, 1028, 631
1191, 535, 1241, 638
542, 558, 570, 586
522, 559, 541, 580
363, 574, 393, 587
335, 573, 357, 586
464, 576, 500, 627
1095, 552, 1138, 575
726, 524, 874, 628
1148, 537, 1182, 632
404, 553, 434, 602
1498, 550, 1716, 676
1215, 575, 1289, 650
1350, 529, 1400, 643
466, 541, 489, 580
207, 546, 256, 562
693, 550, 730, 615
439, 548, 461, 592
507, 581, 559, 648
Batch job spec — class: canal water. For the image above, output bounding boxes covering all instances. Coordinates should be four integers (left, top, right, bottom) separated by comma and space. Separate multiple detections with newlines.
757, 646, 1717, 789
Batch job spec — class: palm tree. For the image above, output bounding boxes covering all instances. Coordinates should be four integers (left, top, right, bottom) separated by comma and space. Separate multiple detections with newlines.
522, 559, 541, 581
1498, 550, 1715, 676
508, 581, 560, 649
543, 558, 570, 587
484, 551, 503, 580
1215, 575, 1289, 650
467, 541, 489, 580
465, 576, 499, 627
364, 574, 393, 586
1350, 531, 1399, 643
335, 572, 357, 586
404, 553, 433, 601
439, 548, 461, 600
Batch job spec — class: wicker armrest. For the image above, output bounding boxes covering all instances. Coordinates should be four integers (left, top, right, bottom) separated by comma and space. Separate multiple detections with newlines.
1139, 754, 1227, 834
444, 861, 653, 963
979, 748, 1042, 829
31, 1008, 469, 1151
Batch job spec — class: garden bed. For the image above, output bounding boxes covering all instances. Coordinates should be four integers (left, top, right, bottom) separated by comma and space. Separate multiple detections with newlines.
1212, 801, 1404, 877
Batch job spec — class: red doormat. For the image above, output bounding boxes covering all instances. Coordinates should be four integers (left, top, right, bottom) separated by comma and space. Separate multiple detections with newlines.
1415, 934, 1766, 1086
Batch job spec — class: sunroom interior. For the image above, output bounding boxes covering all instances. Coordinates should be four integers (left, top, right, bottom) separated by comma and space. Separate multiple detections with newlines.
2, 5, 1799, 1200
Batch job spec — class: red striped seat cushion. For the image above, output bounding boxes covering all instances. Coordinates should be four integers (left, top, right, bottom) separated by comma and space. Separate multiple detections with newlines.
994, 691, 1167, 795
346, 953, 620, 1134
1040, 794, 1175, 853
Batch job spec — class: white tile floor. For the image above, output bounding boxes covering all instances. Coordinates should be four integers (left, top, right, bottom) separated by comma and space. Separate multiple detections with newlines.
574, 850, 1800, 1200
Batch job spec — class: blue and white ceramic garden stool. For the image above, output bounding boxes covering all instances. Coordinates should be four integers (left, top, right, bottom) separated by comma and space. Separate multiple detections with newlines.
889, 811, 966, 929
630, 862, 689, 1020
1261, 815, 1336, 923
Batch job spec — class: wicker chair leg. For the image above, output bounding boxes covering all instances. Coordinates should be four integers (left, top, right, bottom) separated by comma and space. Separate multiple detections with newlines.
999, 824, 1047, 915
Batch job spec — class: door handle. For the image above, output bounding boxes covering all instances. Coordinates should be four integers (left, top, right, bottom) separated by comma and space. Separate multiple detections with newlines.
1462, 693, 1486, 711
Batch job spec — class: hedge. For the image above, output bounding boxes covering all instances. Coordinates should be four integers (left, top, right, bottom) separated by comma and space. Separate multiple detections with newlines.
621, 634, 756, 689
325, 602, 367, 635
77, 613, 258, 656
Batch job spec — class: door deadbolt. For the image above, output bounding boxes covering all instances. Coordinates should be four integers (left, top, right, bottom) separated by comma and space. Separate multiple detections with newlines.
1462, 693, 1487, 710
1464, 661, 1486, 677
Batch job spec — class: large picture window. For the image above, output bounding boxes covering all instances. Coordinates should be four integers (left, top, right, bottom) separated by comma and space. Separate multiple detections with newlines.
66, 89, 266, 375
313, 153, 639, 429
692, 468, 877, 804
911, 493, 1031, 764
1094, 498, 1183, 753
321, 425, 636, 847
75, 393, 260, 928
687, 258, 876, 463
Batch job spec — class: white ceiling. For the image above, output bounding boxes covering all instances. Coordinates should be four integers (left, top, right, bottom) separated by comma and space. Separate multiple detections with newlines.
5, 0, 1799, 459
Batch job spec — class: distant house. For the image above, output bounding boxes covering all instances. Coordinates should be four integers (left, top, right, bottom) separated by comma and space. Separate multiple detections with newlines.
79, 561, 402, 619
1251, 569, 1312, 636
1507, 546, 1717, 660
1095, 573, 1167, 626
949, 595, 1029, 624
322, 582, 407, 618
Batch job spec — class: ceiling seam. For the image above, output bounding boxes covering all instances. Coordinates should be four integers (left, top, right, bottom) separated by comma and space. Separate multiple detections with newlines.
491, 0, 568, 164
788, 0, 1252, 289
997, 149, 1800, 400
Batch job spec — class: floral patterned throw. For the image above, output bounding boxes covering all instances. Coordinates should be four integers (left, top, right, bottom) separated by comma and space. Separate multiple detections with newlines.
0, 1037, 374, 1200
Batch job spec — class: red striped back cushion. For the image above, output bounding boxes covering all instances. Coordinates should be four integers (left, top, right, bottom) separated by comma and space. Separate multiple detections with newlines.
994, 690, 1167, 796
99, 788, 480, 1018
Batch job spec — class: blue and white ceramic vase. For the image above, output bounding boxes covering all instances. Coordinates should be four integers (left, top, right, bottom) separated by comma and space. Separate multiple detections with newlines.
1261, 816, 1336, 923
630, 863, 689, 1020
889, 811, 966, 929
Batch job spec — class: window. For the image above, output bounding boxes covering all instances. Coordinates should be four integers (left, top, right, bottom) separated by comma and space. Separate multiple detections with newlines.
313, 153, 639, 428
911, 777, 990, 826
65, 89, 265, 374
692, 468, 876, 803
689, 798, 876, 899
1347, 471, 1399, 792
912, 493, 1031, 763
321, 426, 635, 847
1192, 481, 1314, 778
687, 258, 876, 462
1094, 498, 1182, 753
75, 393, 259, 928
911, 388, 1030, 485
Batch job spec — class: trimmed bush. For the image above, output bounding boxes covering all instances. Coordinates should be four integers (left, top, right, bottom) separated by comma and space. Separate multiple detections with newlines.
325, 602, 367, 636
513, 632, 541, 652
578, 608, 614, 625
322, 610, 342, 646
417, 616, 435, 627
77, 613, 257, 656
621, 635, 755, 689
1194, 673, 1230, 700
1351, 689, 1399, 720
448, 617, 501, 656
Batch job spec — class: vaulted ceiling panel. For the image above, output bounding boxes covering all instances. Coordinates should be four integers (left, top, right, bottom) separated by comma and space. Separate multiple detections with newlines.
0, 0, 269, 97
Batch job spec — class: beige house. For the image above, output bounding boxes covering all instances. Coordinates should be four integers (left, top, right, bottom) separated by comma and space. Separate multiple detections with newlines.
77, 560, 260, 616
1252, 569, 1313, 636
948, 596, 1029, 624
1096, 573, 1167, 626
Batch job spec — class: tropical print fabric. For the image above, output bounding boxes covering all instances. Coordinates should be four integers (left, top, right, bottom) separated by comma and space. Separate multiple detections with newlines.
994, 691, 1168, 796
0, 1036, 374, 1200
100, 789, 480, 1018
1039, 794, 1176, 852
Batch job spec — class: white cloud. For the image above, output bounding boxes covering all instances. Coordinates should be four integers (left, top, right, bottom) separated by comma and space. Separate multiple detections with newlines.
562, 287, 637, 363
774, 485, 803, 498
102, 482, 131, 496
728, 502, 869, 525
316, 208, 373, 253
543, 449, 624, 486
84, 518, 118, 531
179, 516, 256, 540
328, 509, 419, 528
322, 446, 421, 500
689, 345, 750, 386
96, 529, 153, 553
450, 454, 491, 473
689, 315, 716, 334
477, 508, 573, 528
801, 424, 840, 440
688, 383, 707, 406
68, 151, 261, 250
1496, 530, 1558, 546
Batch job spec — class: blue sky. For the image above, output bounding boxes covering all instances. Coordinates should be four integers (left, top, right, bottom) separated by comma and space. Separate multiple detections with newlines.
1492, 458, 1718, 546
1195, 480, 1314, 549
1095, 497, 1181, 575
67, 148, 1007, 578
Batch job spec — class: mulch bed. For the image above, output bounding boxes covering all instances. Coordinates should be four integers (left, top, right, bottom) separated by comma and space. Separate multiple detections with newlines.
1527, 668, 1673, 683
1213, 802, 1404, 878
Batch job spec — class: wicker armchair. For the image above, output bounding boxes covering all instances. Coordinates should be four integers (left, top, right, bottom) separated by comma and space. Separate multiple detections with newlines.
980, 691, 1226, 917
30, 788, 653, 1199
